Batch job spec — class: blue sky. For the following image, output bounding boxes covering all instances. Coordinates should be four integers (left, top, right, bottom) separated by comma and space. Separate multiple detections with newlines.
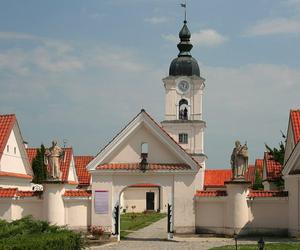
1, 0, 300, 168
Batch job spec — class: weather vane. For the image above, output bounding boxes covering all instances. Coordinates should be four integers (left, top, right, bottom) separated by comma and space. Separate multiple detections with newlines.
180, 0, 187, 23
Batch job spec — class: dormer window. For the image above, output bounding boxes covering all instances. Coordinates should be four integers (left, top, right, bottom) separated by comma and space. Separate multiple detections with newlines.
179, 133, 188, 144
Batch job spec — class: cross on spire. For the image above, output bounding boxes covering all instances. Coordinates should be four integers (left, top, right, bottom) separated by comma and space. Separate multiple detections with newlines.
180, 0, 187, 23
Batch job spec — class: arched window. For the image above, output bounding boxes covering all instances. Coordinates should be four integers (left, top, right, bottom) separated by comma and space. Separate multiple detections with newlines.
179, 99, 188, 120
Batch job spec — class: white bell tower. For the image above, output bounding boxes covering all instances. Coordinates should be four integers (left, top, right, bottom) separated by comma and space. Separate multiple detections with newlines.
161, 19, 206, 165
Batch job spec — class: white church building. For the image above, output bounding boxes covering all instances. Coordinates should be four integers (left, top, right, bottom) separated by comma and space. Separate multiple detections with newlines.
1, 19, 300, 239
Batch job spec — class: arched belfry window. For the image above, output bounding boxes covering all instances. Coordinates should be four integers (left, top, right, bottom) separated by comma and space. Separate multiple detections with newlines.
179, 99, 188, 120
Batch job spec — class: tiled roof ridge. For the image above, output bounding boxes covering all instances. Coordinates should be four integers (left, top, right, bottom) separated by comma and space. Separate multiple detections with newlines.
96, 162, 191, 171
63, 189, 91, 197
248, 190, 288, 198
0, 171, 32, 179
98, 162, 189, 166
195, 190, 227, 197
0, 187, 42, 198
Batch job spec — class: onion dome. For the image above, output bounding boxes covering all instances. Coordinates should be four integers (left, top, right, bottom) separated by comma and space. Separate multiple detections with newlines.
169, 21, 200, 77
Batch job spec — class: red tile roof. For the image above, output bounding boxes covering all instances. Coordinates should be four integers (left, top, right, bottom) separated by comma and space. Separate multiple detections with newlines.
0, 114, 16, 160
264, 153, 283, 180
255, 159, 263, 179
16, 190, 42, 197
0, 171, 32, 179
74, 156, 93, 186
26, 147, 74, 182
195, 190, 227, 197
26, 148, 38, 165
291, 110, 300, 144
248, 190, 288, 198
204, 169, 232, 188
63, 190, 91, 197
96, 163, 191, 171
0, 188, 17, 197
0, 188, 41, 198
129, 183, 160, 188
255, 159, 263, 171
245, 165, 255, 184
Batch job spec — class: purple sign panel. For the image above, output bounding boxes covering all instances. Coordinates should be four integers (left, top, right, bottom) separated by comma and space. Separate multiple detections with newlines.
95, 190, 109, 214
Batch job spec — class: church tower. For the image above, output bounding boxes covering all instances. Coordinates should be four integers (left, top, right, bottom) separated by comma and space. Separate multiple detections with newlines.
161, 19, 206, 166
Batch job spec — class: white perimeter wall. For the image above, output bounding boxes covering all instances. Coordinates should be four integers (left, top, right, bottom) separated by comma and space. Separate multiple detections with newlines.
195, 197, 289, 235
64, 199, 91, 230
0, 198, 43, 221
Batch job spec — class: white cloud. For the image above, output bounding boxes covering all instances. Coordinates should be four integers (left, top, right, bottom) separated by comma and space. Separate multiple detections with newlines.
162, 29, 227, 47
144, 16, 168, 24
161, 34, 178, 43
202, 63, 300, 167
245, 18, 300, 36
86, 46, 148, 72
192, 29, 227, 47
0, 31, 38, 40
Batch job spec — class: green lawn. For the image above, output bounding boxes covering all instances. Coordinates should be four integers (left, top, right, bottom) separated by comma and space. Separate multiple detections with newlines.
120, 212, 166, 238
210, 242, 300, 250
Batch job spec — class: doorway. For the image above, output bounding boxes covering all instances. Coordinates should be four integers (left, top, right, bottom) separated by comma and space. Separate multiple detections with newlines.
146, 192, 155, 211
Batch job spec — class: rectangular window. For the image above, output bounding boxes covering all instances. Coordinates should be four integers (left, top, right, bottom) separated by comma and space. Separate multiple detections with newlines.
179, 133, 188, 144
6, 145, 9, 152
95, 190, 109, 214
14, 147, 16, 154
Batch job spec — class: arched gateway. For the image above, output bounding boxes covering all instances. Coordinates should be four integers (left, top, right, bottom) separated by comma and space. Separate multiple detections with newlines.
86, 19, 207, 241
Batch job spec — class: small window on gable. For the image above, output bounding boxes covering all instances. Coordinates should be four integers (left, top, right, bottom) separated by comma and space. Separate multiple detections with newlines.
179, 133, 188, 144
141, 142, 149, 154
14, 147, 16, 154
6, 145, 9, 152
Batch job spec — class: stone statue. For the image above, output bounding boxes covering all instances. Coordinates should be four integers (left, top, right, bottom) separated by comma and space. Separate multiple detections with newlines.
230, 140, 248, 179
44, 140, 64, 180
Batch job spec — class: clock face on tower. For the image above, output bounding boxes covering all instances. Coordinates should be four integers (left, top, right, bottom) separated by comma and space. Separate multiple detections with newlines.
178, 80, 190, 93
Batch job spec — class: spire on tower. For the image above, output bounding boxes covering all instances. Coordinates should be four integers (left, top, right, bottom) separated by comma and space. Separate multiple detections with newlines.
177, 1, 193, 57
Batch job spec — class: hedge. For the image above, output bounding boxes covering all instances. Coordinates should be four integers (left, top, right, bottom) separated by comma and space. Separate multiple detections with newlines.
0, 216, 84, 250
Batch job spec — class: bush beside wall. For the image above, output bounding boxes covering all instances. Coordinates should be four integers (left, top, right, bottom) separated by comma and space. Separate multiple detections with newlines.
0, 216, 84, 250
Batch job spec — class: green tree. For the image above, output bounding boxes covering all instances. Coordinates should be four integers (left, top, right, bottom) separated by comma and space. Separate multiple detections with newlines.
252, 168, 263, 190
265, 141, 285, 165
265, 133, 286, 189
32, 144, 47, 183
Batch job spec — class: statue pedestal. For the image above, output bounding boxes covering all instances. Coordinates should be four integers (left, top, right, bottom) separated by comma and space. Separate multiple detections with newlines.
42, 179, 67, 226
224, 179, 251, 235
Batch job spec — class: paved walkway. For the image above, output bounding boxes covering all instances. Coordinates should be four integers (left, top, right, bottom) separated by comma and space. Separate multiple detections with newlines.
125, 216, 167, 240
90, 218, 299, 250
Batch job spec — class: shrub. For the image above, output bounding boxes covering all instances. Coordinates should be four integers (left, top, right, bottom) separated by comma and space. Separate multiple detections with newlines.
0, 216, 84, 250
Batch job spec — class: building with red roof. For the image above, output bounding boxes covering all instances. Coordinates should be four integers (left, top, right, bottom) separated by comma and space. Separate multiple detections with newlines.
0, 114, 32, 190
262, 152, 283, 190
74, 156, 93, 187
204, 169, 232, 190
